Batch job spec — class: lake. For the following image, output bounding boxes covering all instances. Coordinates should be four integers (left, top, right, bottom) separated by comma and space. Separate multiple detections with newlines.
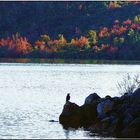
0, 62, 140, 139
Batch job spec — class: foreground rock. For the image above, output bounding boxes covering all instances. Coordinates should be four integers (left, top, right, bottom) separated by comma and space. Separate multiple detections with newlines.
59, 100, 98, 128
59, 89, 140, 138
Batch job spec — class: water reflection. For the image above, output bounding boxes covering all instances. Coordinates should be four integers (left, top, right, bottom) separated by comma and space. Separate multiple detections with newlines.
0, 58, 140, 64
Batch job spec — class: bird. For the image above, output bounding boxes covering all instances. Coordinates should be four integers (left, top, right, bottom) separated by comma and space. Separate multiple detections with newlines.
66, 93, 70, 102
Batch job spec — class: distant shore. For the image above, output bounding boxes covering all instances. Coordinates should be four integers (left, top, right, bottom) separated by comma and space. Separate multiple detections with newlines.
0, 58, 140, 64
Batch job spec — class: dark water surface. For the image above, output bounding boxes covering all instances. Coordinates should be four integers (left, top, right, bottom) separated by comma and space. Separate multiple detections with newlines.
0, 61, 140, 138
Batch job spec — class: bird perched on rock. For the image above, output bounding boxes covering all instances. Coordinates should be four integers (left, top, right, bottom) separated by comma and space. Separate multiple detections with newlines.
66, 93, 70, 102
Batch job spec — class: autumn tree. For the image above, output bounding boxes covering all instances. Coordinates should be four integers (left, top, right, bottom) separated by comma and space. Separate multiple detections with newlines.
89, 30, 98, 45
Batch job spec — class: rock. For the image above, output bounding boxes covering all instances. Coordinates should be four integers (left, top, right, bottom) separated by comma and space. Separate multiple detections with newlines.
116, 103, 129, 114
85, 93, 101, 105
129, 117, 140, 128
88, 122, 102, 133
130, 88, 140, 103
59, 102, 98, 128
122, 117, 140, 138
103, 99, 114, 114
97, 97, 114, 119
59, 112, 82, 128
133, 88, 140, 95
123, 113, 133, 125
101, 115, 118, 130
61, 101, 79, 115
120, 93, 132, 104
59, 91, 140, 137
101, 117, 111, 129
112, 97, 120, 102
97, 101, 107, 119
80, 104, 97, 127
59, 101, 81, 128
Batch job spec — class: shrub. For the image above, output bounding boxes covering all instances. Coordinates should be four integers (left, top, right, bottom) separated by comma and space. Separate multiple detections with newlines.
117, 73, 140, 95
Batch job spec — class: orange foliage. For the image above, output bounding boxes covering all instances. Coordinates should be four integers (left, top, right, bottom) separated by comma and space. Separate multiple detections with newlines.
71, 38, 79, 46
47, 36, 67, 48
0, 17, 140, 58
78, 36, 89, 47
71, 36, 89, 48
16, 36, 32, 54
108, 2, 120, 9
0, 33, 32, 54
35, 40, 45, 47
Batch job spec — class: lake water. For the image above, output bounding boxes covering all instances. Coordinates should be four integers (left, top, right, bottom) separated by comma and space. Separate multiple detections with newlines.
0, 63, 140, 139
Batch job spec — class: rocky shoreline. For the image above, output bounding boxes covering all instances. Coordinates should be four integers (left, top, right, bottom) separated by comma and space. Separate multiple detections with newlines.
59, 88, 140, 138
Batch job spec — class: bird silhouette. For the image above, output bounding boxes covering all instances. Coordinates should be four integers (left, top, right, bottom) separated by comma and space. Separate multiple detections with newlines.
66, 93, 70, 102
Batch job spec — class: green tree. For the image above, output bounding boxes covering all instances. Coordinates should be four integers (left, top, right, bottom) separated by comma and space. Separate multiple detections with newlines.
128, 29, 140, 45
113, 37, 119, 46
119, 37, 125, 45
89, 30, 98, 45
134, 16, 139, 23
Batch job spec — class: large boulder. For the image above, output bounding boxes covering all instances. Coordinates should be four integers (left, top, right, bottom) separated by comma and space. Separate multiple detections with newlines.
130, 88, 140, 103
59, 101, 98, 128
85, 93, 101, 105
59, 90, 140, 137
61, 101, 79, 115
97, 96, 114, 119
122, 117, 140, 138
123, 112, 133, 125
59, 102, 81, 128
80, 104, 98, 127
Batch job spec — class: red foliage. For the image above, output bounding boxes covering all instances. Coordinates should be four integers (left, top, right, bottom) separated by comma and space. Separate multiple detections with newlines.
123, 19, 132, 25
101, 44, 110, 50
119, 26, 127, 33
131, 23, 138, 29
0, 38, 8, 47
112, 25, 127, 35
114, 20, 120, 24
99, 27, 110, 38
113, 25, 120, 29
